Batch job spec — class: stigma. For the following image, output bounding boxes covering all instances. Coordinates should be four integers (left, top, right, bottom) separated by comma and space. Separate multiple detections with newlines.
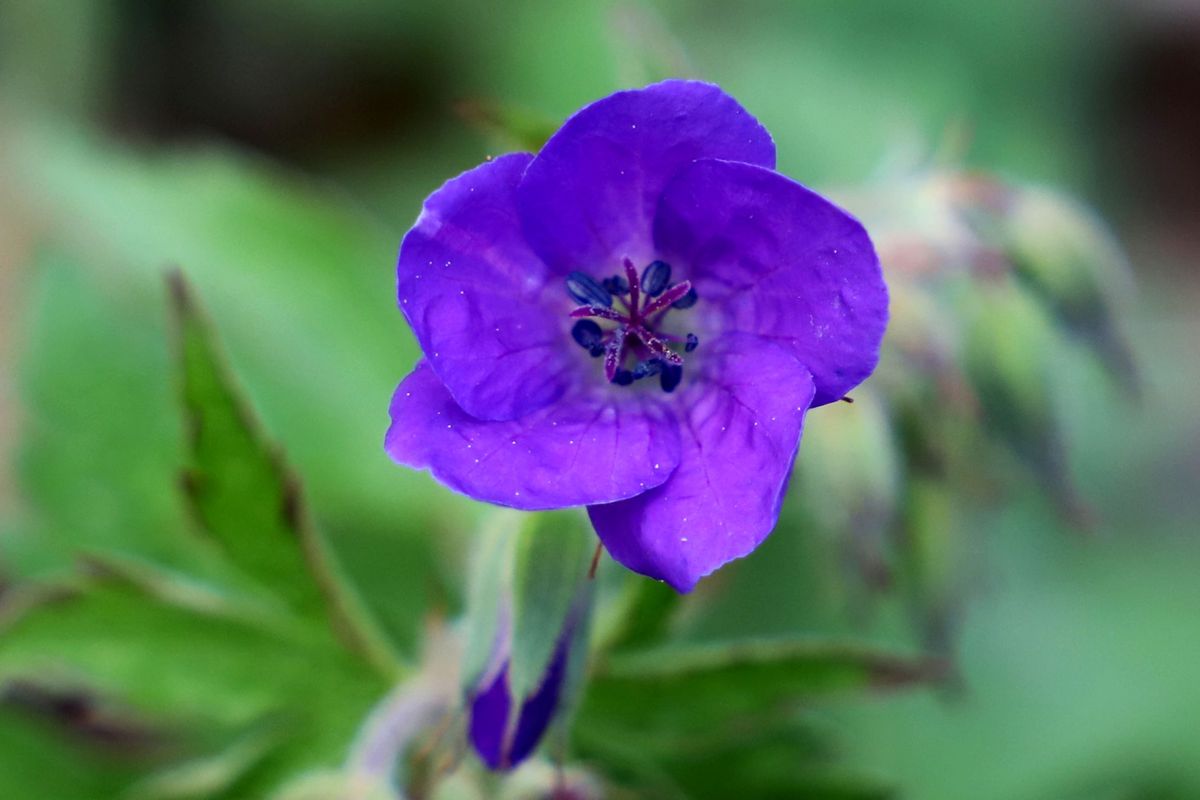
565, 258, 698, 393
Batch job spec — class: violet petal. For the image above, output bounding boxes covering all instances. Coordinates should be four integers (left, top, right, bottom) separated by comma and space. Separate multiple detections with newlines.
587, 335, 816, 592
386, 362, 681, 510
397, 152, 574, 422
517, 80, 776, 274
654, 158, 888, 407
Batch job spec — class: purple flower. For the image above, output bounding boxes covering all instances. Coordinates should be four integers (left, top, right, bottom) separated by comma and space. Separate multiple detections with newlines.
386, 80, 888, 592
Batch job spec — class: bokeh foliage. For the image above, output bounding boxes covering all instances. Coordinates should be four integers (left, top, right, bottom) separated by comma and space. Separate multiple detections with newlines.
2, 1, 1199, 799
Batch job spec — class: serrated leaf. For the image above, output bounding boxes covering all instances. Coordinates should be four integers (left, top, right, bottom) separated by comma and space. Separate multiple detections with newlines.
0, 573, 390, 798
168, 272, 400, 676
509, 510, 593, 703
0, 575, 377, 730
4, 123, 442, 650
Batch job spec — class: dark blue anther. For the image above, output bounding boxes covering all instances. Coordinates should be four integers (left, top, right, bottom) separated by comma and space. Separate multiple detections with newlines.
588, 344, 605, 358
632, 359, 663, 380
602, 275, 630, 295
641, 260, 671, 297
566, 271, 612, 308
612, 369, 635, 386
671, 287, 698, 309
685, 333, 699, 352
571, 319, 604, 350
660, 363, 683, 393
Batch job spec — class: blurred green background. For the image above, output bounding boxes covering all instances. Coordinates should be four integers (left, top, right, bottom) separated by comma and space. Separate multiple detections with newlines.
1, 1, 1198, 798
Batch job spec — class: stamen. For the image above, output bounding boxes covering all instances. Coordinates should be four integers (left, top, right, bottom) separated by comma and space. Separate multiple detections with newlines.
671, 287, 698, 309
641, 280, 693, 317
569, 305, 625, 322
604, 328, 628, 382
623, 258, 641, 315
571, 319, 603, 350
660, 363, 683, 393
632, 359, 663, 380
565, 271, 613, 308
630, 325, 683, 366
641, 260, 671, 297
602, 275, 629, 295
564, 262, 700, 393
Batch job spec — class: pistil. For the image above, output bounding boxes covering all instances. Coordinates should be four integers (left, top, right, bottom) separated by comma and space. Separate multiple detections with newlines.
565, 258, 700, 392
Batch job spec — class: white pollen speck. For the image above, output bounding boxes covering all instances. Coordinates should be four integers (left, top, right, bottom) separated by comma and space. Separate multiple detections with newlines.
514, 491, 520, 496
415, 274, 421, 279
405, 392, 411, 397
445, 260, 452, 267
447, 424, 452, 429
654, 463, 660, 469
511, 440, 517, 445
681, 537, 688, 543
631, 123, 637, 129
569, 439, 575, 445
459, 290, 464, 295
474, 458, 480, 463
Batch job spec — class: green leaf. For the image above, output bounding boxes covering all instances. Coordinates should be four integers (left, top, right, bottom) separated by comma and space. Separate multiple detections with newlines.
124, 717, 288, 800
0, 707, 144, 800
0, 575, 375, 730
168, 271, 400, 677
0, 572, 390, 797
509, 510, 593, 703
5, 123, 445, 651
8, 250, 199, 578
583, 638, 946, 733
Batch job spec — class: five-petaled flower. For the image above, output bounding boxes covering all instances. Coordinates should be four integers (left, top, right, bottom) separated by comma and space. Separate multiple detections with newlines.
386, 80, 888, 592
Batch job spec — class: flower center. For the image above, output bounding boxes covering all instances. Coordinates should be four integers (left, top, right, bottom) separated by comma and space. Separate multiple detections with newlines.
565, 258, 699, 393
